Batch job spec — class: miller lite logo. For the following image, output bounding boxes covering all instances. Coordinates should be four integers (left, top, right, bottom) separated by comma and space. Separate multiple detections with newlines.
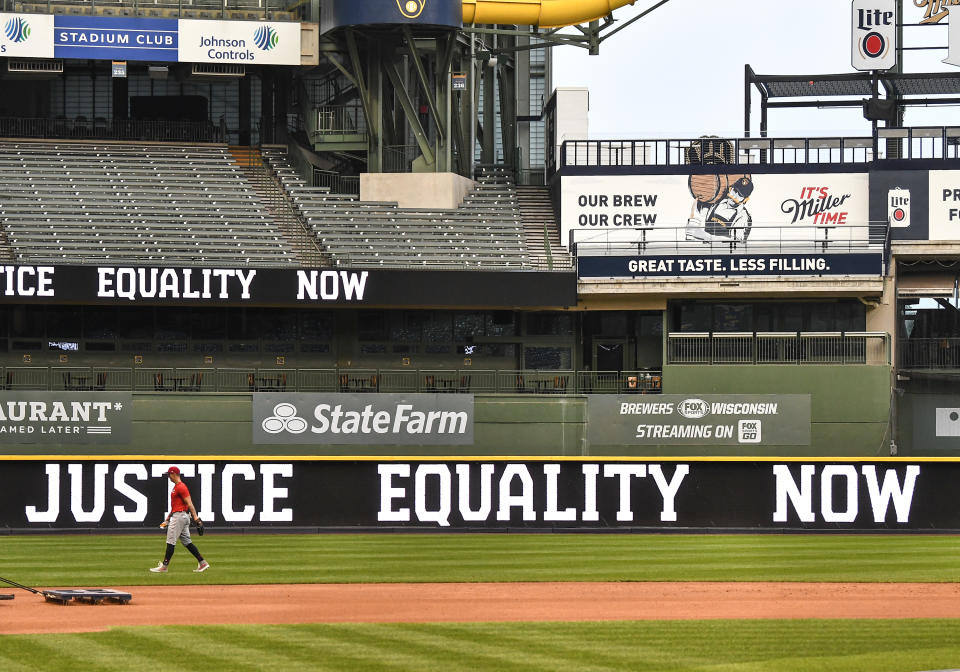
888, 187, 911, 228
397, 0, 425, 19
852, 0, 897, 71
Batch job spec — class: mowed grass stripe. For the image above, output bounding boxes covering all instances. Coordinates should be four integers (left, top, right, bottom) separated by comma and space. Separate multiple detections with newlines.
5, 620, 960, 671
3, 533, 960, 586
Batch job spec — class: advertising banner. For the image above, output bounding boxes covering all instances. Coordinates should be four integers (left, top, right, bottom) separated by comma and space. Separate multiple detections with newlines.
253, 393, 474, 445
320, 0, 462, 33
911, 394, 960, 449
0, 459, 944, 531
0, 13, 54, 58
561, 173, 870, 248
927, 170, 960, 240
0, 393, 131, 444
851, 0, 897, 71
0, 265, 576, 308
178, 19, 301, 66
587, 395, 811, 446
577, 252, 885, 279
54, 16, 178, 61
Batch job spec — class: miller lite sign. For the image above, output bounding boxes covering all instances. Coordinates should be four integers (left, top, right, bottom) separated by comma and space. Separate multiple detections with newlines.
888, 187, 910, 228
852, 0, 897, 71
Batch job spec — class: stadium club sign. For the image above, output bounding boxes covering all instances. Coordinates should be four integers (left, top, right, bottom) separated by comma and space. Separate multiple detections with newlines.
253, 393, 474, 445
1, 460, 955, 531
577, 252, 885, 279
0, 393, 131, 444
1, 16, 302, 64
0, 265, 576, 307
587, 395, 811, 446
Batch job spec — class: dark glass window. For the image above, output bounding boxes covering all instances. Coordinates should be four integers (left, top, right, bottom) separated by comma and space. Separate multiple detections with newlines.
526, 312, 574, 336
358, 311, 388, 341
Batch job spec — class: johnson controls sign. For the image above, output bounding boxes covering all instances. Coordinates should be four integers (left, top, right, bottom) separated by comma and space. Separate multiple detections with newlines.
253, 393, 474, 445
10, 16, 300, 64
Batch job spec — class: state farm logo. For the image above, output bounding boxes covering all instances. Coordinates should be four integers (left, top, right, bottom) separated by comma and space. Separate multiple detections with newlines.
261, 403, 307, 434
677, 399, 709, 419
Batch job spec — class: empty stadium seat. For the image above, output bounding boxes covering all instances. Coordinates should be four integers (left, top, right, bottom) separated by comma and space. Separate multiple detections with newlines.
0, 140, 296, 267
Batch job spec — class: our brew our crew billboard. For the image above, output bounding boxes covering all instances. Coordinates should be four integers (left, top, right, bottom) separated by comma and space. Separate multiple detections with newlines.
0, 459, 951, 531
561, 172, 870, 249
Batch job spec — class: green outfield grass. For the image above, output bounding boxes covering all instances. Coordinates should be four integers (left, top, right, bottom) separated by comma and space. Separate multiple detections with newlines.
2, 620, 960, 671
1, 533, 959, 586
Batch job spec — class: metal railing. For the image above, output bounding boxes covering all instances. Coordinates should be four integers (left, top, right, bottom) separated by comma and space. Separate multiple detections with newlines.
558, 128, 960, 171
0, 117, 224, 143
899, 338, 960, 369
1, 0, 303, 20
560, 136, 875, 169
667, 332, 890, 365
876, 127, 960, 161
572, 222, 888, 258
0, 367, 664, 394
314, 105, 367, 138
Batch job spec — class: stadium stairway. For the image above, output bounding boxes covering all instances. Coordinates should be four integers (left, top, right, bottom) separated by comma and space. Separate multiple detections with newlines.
516, 185, 571, 270
262, 151, 531, 269
229, 146, 326, 267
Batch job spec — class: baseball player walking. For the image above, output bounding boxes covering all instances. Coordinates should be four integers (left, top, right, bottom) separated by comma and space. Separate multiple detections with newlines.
150, 466, 210, 573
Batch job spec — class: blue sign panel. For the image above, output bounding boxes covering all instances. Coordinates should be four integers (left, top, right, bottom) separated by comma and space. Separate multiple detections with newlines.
320, 0, 461, 33
577, 253, 885, 279
54, 17, 177, 62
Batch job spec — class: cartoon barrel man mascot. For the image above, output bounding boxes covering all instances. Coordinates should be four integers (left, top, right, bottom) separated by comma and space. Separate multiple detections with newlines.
686, 173, 754, 243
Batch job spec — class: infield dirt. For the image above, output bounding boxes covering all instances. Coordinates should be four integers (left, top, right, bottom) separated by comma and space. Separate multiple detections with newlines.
2, 582, 960, 634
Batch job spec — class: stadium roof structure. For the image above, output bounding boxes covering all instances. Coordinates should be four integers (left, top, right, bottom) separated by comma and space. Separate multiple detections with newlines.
744, 64, 960, 136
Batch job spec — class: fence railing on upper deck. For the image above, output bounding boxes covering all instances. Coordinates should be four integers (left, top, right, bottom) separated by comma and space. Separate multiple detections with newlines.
0, 367, 664, 395
558, 127, 960, 170
0, 0, 302, 20
571, 222, 888, 260
667, 332, 890, 365
560, 136, 876, 169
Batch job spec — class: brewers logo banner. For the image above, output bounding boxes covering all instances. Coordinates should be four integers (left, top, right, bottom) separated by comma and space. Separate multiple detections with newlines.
320, 0, 461, 33
851, 0, 897, 71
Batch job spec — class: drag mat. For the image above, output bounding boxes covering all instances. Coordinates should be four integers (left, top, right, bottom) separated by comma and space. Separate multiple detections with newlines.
3, 582, 960, 634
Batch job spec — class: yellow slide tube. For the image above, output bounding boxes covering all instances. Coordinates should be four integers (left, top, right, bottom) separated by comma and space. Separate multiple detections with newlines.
462, 0, 636, 28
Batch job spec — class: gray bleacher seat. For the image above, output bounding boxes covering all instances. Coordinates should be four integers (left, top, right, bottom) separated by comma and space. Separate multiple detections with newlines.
259, 149, 531, 269
0, 140, 296, 267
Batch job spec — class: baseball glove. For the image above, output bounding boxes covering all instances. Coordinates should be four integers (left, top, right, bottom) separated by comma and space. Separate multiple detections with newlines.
195, 519, 204, 536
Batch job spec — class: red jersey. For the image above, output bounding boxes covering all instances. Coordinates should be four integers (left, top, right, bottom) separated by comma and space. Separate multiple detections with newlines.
170, 481, 191, 512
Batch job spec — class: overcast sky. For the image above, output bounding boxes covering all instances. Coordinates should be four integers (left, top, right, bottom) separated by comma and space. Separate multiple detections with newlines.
552, 0, 953, 138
